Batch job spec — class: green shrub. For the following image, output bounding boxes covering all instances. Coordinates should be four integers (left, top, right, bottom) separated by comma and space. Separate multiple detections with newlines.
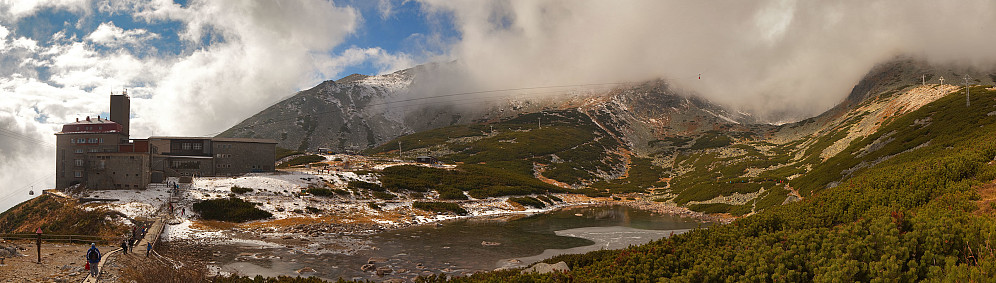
274, 147, 302, 160
548, 195, 563, 202
231, 186, 253, 194
467, 186, 546, 199
192, 198, 272, 223
576, 188, 610, 198
372, 191, 396, 200
305, 188, 336, 197
437, 187, 468, 200
690, 131, 732, 149
412, 201, 467, 215
536, 195, 554, 204
686, 203, 751, 216
509, 197, 546, 208
277, 155, 325, 168
348, 180, 384, 192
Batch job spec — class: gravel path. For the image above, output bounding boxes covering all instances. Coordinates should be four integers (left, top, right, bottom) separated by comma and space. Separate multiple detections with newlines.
0, 241, 115, 283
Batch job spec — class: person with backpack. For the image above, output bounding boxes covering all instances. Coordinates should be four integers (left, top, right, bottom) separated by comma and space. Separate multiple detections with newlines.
86, 243, 101, 276
120, 240, 128, 254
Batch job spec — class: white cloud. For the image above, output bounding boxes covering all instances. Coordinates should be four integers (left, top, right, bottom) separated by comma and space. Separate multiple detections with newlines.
132, 0, 359, 136
0, 0, 91, 20
318, 46, 416, 77
0, 0, 363, 210
0, 74, 84, 210
418, 0, 996, 121
377, 0, 409, 20
86, 21, 158, 46
0, 24, 8, 50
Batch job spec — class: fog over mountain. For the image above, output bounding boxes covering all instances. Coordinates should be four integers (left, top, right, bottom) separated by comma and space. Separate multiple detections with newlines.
415, 0, 996, 122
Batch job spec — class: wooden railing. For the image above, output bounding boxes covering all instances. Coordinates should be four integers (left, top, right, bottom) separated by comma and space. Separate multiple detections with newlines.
0, 233, 114, 245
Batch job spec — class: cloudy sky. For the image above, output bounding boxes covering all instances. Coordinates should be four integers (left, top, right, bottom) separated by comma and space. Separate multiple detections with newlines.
2, 0, 995, 210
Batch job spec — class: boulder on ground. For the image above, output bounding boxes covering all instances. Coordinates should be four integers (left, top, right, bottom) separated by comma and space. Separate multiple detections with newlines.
376, 266, 393, 276
520, 261, 570, 274
296, 267, 316, 274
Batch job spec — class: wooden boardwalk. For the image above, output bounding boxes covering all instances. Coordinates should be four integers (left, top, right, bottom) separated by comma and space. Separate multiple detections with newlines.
80, 179, 185, 282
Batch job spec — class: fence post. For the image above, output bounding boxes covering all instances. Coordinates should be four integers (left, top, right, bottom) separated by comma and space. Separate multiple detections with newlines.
35, 228, 42, 263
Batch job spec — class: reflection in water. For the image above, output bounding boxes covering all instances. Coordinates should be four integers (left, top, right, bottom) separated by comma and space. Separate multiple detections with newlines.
499, 226, 692, 269
219, 205, 704, 281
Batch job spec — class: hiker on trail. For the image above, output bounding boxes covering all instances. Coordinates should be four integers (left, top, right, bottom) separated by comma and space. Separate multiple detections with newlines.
128, 238, 134, 253
86, 243, 101, 276
146, 242, 152, 257
120, 240, 128, 254
181, 207, 185, 217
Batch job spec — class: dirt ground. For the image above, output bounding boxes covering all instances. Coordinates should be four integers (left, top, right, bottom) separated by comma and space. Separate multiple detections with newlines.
0, 240, 116, 283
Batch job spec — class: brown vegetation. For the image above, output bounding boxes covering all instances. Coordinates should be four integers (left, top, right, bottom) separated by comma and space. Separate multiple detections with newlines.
974, 180, 996, 217
0, 194, 128, 237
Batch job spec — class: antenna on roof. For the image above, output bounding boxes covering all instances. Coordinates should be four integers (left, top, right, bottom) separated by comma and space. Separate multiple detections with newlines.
939, 76, 945, 85
921, 74, 925, 86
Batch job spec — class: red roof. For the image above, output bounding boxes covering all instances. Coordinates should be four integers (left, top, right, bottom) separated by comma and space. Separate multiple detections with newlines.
60, 118, 122, 134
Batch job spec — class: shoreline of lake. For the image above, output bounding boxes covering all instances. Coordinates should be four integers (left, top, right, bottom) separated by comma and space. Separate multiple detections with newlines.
165, 204, 709, 281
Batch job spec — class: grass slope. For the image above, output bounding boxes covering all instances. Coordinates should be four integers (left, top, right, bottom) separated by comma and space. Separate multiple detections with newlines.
366, 110, 625, 197
0, 194, 128, 237
428, 87, 996, 281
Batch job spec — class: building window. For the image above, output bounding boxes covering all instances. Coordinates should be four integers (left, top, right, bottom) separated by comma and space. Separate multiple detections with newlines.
192, 143, 202, 150
172, 160, 200, 169
182, 143, 191, 150
74, 171, 82, 178
75, 159, 83, 166
75, 149, 83, 154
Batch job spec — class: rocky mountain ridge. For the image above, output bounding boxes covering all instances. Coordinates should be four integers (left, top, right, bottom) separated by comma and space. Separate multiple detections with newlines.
218, 66, 759, 153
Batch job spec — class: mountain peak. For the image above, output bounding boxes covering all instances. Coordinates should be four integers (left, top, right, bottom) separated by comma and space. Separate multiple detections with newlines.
335, 73, 370, 84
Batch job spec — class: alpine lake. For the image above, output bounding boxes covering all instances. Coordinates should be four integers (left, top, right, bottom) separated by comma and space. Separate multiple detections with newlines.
214, 205, 705, 281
